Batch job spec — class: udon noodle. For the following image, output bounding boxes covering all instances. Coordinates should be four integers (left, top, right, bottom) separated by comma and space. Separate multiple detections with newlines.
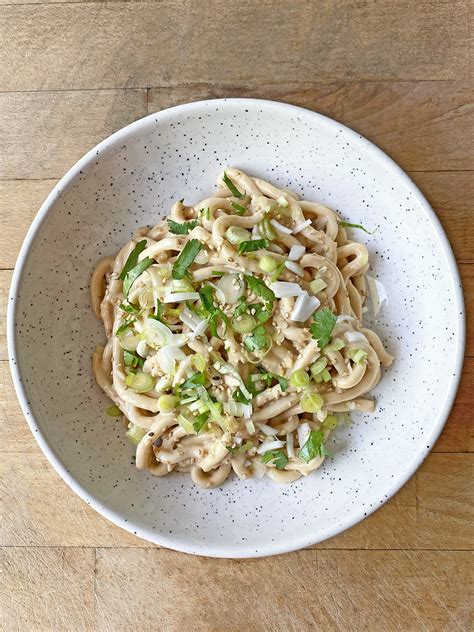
91, 169, 393, 488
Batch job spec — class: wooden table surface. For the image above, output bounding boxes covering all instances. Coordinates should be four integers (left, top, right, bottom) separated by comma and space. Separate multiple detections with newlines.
0, 1, 473, 630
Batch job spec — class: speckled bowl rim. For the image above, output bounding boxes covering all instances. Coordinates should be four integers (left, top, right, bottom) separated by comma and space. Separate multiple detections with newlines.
7, 98, 466, 558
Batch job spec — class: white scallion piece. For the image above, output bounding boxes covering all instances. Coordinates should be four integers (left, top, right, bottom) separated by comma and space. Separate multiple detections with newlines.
284, 260, 304, 277
286, 431, 295, 459
292, 219, 312, 234
242, 404, 253, 419
257, 423, 279, 436
189, 319, 208, 338
141, 318, 174, 347
155, 345, 186, 374
179, 310, 199, 330
245, 419, 256, 434
297, 422, 311, 449
277, 195, 289, 207
256, 439, 286, 454
163, 292, 200, 303
270, 281, 304, 298
366, 275, 387, 317
270, 218, 292, 234
290, 291, 320, 322
136, 340, 149, 358
216, 273, 245, 304
207, 281, 226, 304
224, 401, 244, 417
288, 244, 306, 261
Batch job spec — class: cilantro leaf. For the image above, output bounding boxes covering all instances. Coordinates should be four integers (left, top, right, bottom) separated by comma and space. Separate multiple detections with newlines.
338, 220, 373, 235
231, 202, 247, 215
167, 219, 199, 235
233, 388, 251, 404
250, 303, 273, 324
244, 276, 275, 304
198, 285, 228, 339
119, 240, 147, 280
298, 429, 332, 462
223, 173, 245, 199
310, 308, 337, 348
193, 412, 209, 434
123, 258, 153, 297
244, 325, 270, 352
261, 450, 288, 469
115, 317, 135, 336
227, 440, 253, 455
199, 285, 215, 312
237, 239, 269, 255
123, 349, 144, 370
172, 239, 202, 280
181, 372, 206, 390
119, 302, 140, 315
256, 366, 288, 392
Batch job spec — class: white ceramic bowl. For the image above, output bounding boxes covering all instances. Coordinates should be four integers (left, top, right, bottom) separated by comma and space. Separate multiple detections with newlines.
8, 99, 465, 557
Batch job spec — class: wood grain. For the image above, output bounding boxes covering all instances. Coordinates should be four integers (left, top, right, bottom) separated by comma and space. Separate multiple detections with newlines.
149, 81, 474, 172
0, 547, 95, 631
1, 82, 473, 183
94, 548, 473, 631
0, 90, 147, 180
0, 1, 472, 626
1, 2, 469, 92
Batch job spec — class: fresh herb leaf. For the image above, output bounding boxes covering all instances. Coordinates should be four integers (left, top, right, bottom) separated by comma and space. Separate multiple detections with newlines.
193, 412, 209, 434
256, 366, 288, 392
250, 303, 273, 324
298, 429, 331, 463
211, 271, 225, 276
338, 220, 373, 235
167, 219, 199, 235
244, 325, 270, 352
227, 440, 253, 455
237, 239, 269, 255
310, 308, 337, 348
181, 372, 206, 390
199, 285, 228, 339
234, 299, 249, 318
115, 318, 135, 336
155, 299, 164, 320
231, 201, 247, 215
123, 349, 144, 369
261, 450, 288, 469
119, 302, 140, 315
199, 285, 215, 312
233, 388, 251, 404
119, 240, 147, 281
223, 173, 245, 199
172, 239, 202, 280
123, 258, 153, 297
244, 276, 275, 304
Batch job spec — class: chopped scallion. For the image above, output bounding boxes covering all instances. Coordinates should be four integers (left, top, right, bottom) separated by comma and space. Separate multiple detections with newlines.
223, 173, 245, 199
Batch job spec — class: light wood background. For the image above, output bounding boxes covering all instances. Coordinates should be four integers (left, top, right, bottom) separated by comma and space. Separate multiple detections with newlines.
0, 1, 473, 630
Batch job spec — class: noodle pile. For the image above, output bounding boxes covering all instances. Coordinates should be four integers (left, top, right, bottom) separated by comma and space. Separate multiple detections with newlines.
91, 169, 393, 488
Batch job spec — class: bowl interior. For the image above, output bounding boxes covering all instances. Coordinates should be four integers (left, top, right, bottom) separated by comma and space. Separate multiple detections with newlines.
9, 99, 464, 557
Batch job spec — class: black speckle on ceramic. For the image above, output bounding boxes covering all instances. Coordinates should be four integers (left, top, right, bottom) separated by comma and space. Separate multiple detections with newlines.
8, 99, 465, 557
